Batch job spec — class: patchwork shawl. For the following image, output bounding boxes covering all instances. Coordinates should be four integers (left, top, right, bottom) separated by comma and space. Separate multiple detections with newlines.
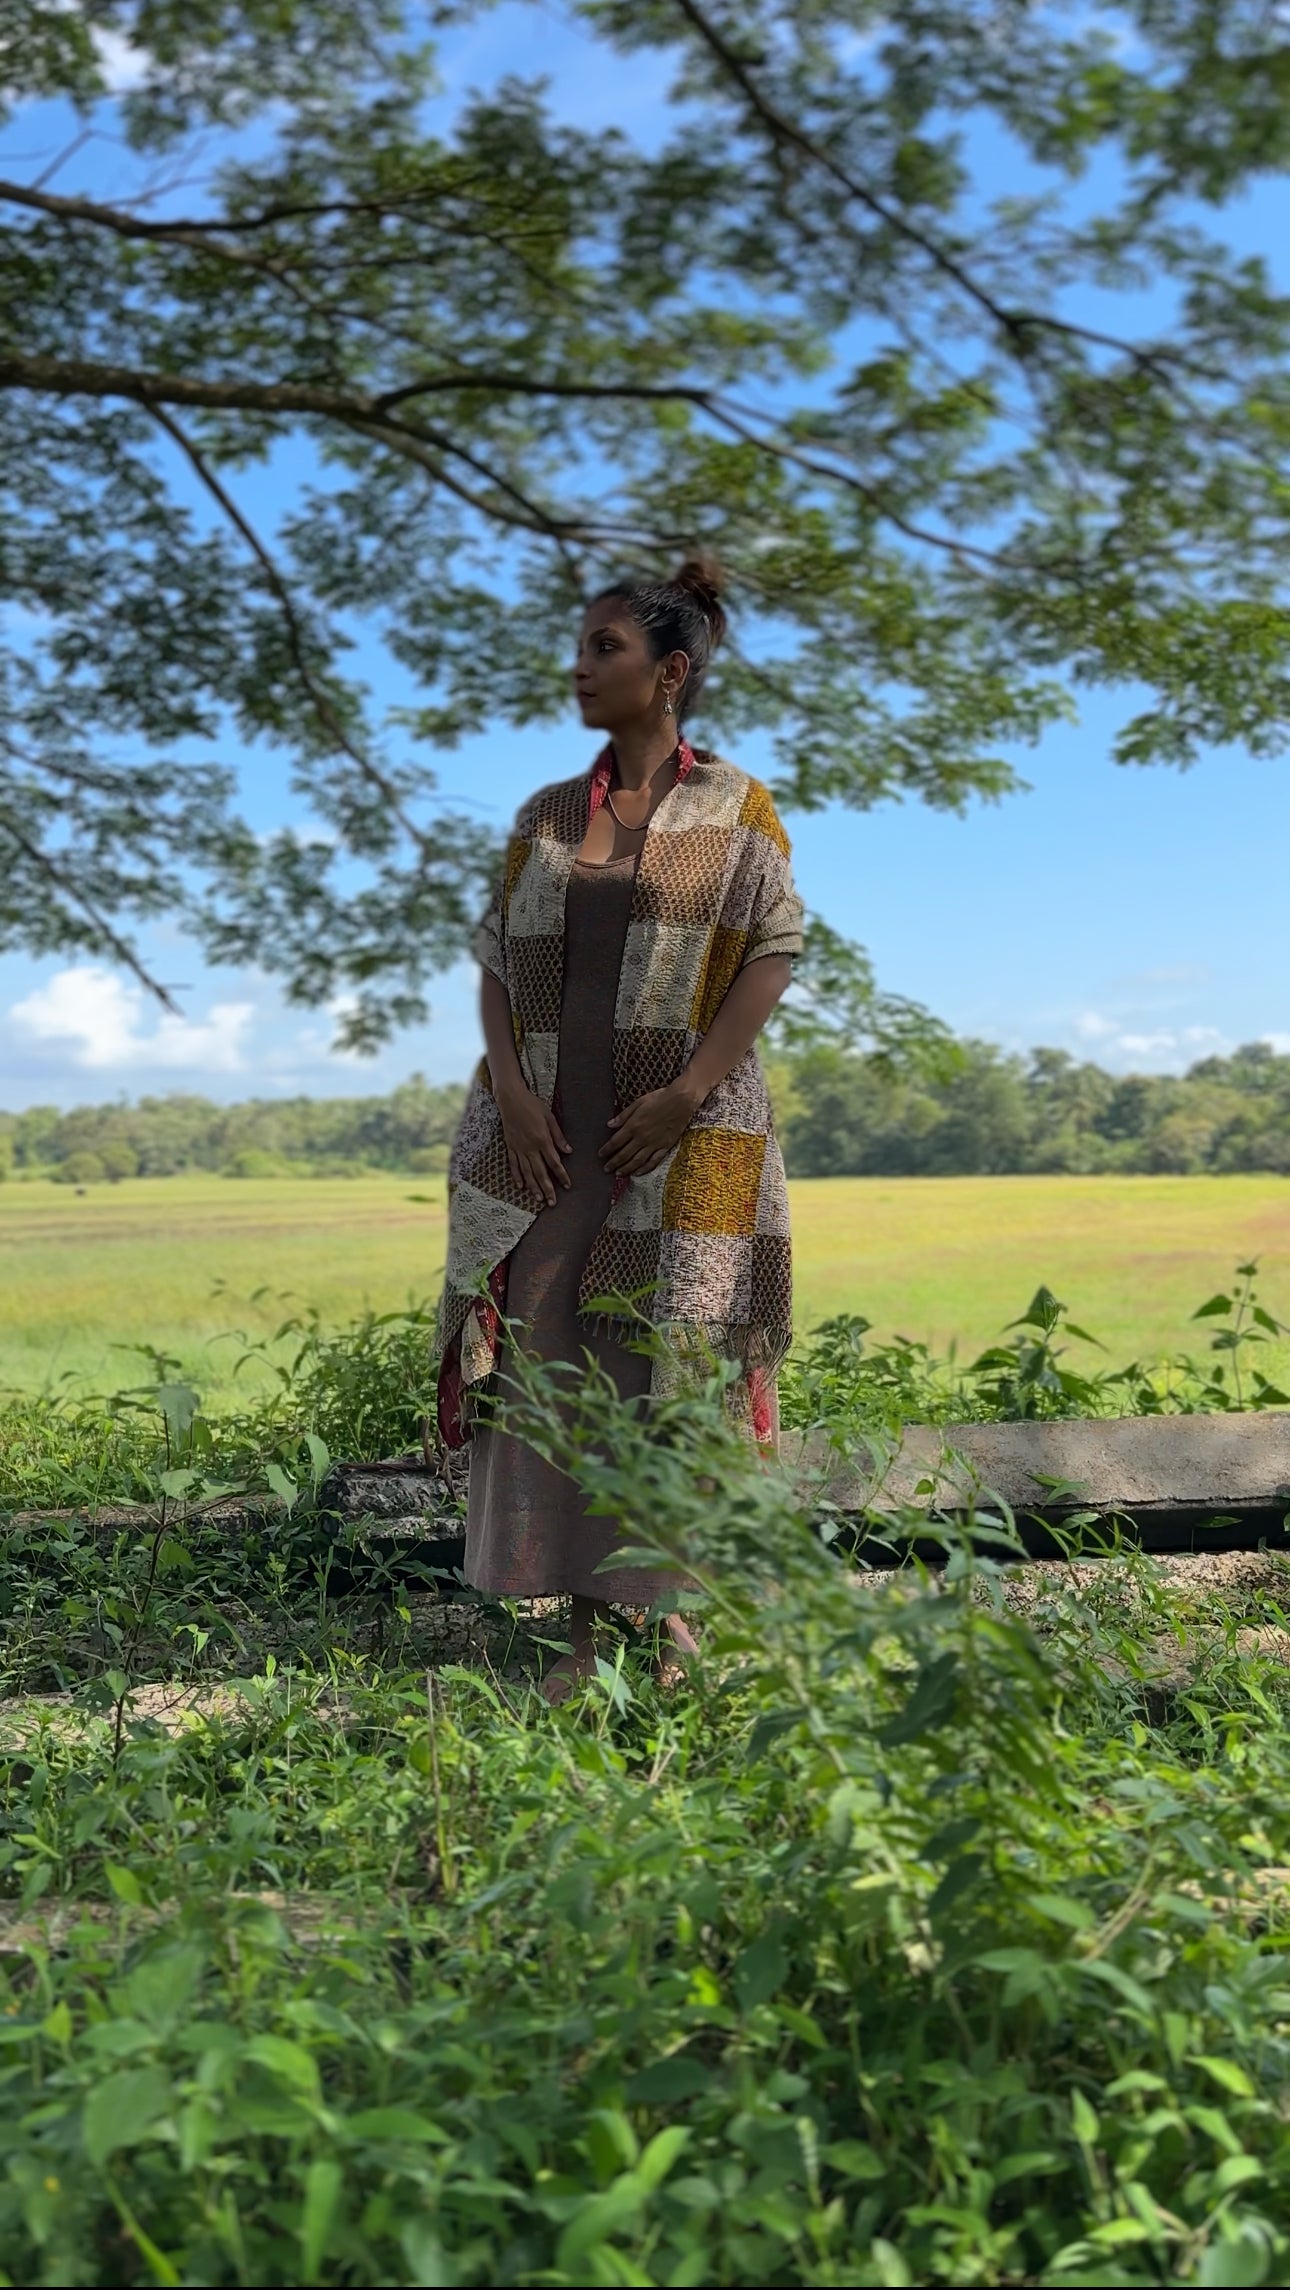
435, 743, 804, 1444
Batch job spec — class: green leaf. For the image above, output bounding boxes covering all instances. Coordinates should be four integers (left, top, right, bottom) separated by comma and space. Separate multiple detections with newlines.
869, 2239, 914, 2287
927, 1853, 985, 1918
1080, 1958, 1154, 2015
1212, 2154, 1264, 2193
1071, 2090, 1100, 2146
303, 1433, 331, 1486
1193, 1294, 1234, 1319
263, 1463, 299, 1512
1198, 2229, 1272, 2287
733, 1934, 789, 2011
745, 1708, 805, 1763
105, 1862, 145, 1906
636, 2126, 689, 2191
993, 2149, 1060, 2185
822, 2140, 885, 2181
399, 2222, 455, 2288
341, 2108, 450, 2145
555, 2179, 646, 2273
1030, 1892, 1096, 1931
300, 2157, 343, 2285
41, 2000, 72, 2046
1191, 2054, 1256, 2099
1009, 1286, 1065, 1333
244, 2034, 321, 2102
625, 2056, 708, 2104
125, 1947, 204, 2035
879, 1652, 959, 1746
155, 1383, 200, 1448
82, 2067, 172, 2167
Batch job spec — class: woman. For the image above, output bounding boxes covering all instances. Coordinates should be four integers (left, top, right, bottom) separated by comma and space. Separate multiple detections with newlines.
435, 559, 803, 1700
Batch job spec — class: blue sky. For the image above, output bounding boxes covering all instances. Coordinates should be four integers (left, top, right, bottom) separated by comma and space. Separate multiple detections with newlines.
2, 5, 1286, 1110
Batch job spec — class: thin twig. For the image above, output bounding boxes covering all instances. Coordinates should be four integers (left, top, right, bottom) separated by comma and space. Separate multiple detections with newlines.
147, 404, 441, 857
0, 807, 181, 1011
667, 0, 1225, 386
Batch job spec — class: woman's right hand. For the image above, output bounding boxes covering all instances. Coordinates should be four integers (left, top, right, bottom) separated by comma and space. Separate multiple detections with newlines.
497, 1083, 572, 1208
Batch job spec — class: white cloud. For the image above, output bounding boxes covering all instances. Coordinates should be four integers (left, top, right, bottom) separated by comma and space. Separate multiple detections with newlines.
9, 966, 253, 1074
91, 27, 151, 92
1264, 1033, 1290, 1056
1117, 1030, 1182, 1058
1113, 1024, 1226, 1060
1063, 1012, 1230, 1067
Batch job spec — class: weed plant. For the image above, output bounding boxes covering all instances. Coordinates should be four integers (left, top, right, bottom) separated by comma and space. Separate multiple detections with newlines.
0, 1273, 1286, 2282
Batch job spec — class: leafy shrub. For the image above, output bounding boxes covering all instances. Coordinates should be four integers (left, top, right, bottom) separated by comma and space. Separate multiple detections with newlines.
222, 1149, 294, 1179
2, 1355, 1290, 2283
49, 1151, 105, 1186
780, 1269, 1290, 1432
98, 1143, 139, 1183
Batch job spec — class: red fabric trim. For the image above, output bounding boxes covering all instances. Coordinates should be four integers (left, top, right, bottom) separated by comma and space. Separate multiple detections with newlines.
589, 737, 695, 819
436, 1259, 509, 1451
747, 1364, 774, 1445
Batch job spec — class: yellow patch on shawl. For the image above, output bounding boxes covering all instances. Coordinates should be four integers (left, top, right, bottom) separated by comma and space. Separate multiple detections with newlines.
501, 836, 532, 919
663, 1127, 767, 1235
738, 778, 790, 857
690, 924, 747, 1034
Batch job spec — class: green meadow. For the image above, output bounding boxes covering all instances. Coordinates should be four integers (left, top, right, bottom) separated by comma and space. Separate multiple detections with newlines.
2, 1168, 1288, 1401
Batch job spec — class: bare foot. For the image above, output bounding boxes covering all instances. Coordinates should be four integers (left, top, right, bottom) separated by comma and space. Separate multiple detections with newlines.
651, 1611, 700, 1691
538, 1646, 598, 1706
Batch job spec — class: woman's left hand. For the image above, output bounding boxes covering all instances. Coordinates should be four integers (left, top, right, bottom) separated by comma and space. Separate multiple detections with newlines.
600, 1080, 698, 1178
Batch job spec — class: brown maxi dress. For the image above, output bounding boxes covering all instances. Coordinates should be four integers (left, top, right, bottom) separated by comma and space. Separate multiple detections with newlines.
464, 851, 681, 1605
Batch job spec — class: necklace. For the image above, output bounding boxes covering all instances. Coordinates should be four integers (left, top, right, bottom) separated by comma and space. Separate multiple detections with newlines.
605, 787, 648, 830
605, 748, 679, 831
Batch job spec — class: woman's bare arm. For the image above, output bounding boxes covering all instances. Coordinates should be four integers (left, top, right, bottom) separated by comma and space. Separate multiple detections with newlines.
676, 955, 793, 1108
480, 967, 527, 1100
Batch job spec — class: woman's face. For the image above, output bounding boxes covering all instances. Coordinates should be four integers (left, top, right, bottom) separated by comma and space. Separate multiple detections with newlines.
573, 601, 687, 731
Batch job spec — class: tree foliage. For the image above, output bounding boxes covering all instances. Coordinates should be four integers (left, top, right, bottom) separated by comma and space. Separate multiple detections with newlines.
2, 0, 1288, 1043
0, 1073, 466, 1180
2, 1042, 1287, 1181
775, 1036, 1290, 1176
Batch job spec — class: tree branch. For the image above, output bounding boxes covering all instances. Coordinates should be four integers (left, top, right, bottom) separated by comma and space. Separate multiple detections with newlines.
0, 347, 719, 421
666, 0, 1225, 386
0, 807, 181, 1012
146, 404, 446, 859
667, 0, 1027, 336
0, 175, 297, 272
0, 171, 496, 240
0, 345, 1229, 587
708, 397, 1041, 571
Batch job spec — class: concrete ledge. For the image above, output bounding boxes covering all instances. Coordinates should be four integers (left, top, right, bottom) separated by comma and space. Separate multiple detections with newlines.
790, 1414, 1290, 1557
9, 1418, 1289, 1570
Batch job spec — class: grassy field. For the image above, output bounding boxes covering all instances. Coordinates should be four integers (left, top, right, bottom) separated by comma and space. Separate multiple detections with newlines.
2, 1168, 1289, 1401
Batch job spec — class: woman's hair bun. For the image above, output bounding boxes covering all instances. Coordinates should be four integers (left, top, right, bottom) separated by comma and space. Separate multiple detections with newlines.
672, 554, 728, 648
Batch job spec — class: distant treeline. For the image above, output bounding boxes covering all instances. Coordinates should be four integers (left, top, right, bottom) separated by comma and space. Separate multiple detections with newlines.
0, 1075, 467, 1185
1, 1043, 1287, 1185
769, 1040, 1290, 1177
